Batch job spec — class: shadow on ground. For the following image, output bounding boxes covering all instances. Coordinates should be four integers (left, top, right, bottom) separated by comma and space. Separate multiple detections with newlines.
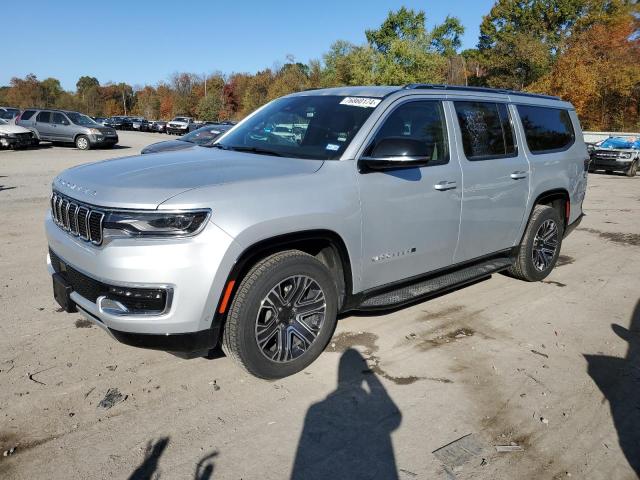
585, 299, 640, 476
291, 348, 402, 479
128, 437, 218, 480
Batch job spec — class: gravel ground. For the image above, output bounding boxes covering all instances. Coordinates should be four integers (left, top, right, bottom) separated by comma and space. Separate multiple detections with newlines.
0, 131, 639, 479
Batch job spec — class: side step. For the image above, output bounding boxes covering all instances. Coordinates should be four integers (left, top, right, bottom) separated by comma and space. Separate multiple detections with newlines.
359, 257, 513, 310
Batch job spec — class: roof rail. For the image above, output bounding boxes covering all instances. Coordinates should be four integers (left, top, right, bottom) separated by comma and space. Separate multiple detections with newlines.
402, 84, 559, 101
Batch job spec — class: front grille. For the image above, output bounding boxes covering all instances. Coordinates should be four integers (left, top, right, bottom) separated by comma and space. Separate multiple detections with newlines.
50, 249, 168, 313
16, 132, 33, 140
51, 191, 104, 245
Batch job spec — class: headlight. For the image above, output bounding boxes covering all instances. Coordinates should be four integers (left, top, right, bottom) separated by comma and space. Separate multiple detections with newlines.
88, 128, 101, 135
103, 210, 210, 238
619, 152, 632, 159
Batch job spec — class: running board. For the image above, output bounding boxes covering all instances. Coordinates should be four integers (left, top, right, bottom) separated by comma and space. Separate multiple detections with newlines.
358, 257, 513, 310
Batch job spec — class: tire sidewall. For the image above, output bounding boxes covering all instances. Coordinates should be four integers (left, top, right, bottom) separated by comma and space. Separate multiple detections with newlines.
521, 207, 564, 281
232, 255, 338, 379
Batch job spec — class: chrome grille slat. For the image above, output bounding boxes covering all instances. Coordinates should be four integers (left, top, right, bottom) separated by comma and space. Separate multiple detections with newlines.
50, 191, 104, 245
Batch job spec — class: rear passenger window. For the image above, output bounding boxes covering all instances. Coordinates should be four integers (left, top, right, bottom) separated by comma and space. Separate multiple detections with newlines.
36, 111, 51, 123
517, 105, 575, 153
366, 101, 449, 166
21, 110, 36, 120
52, 113, 67, 124
454, 102, 516, 160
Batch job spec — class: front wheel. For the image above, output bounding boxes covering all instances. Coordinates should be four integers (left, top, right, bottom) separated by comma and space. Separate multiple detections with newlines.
508, 205, 563, 282
626, 161, 638, 177
222, 250, 338, 379
75, 135, 90, 150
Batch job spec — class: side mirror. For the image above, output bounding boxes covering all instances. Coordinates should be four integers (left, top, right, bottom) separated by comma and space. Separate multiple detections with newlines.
359, 137, 432, 172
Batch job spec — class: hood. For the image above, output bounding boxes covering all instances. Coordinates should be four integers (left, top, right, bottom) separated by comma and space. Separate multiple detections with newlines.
141, 140, 196, 154
53, 146, 324, 209
0, 124, 31, 134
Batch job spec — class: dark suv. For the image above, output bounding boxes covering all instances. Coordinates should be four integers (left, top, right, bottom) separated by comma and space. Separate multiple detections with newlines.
17, 109, 118, 150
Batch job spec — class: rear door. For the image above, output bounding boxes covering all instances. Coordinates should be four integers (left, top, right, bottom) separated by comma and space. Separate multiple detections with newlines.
357, 98, 462, 291
34, 111, 55, 140
451, 100, 530, 263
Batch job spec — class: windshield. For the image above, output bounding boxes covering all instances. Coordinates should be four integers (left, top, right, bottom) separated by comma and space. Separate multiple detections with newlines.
173, 117, 190, 122
0, 119, 7, 125
600, 136, 640, 150
214, 95, 380, 159
67, 112, 98, 126
181, 126, 229, 145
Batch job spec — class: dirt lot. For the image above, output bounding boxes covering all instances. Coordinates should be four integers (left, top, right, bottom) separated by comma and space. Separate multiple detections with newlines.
0, 131, 639, 479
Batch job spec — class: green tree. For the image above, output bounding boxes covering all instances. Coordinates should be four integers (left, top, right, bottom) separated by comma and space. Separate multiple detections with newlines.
76, 76, 100, 99
196, 93, 223, 120
365, 7, 427, 53
40, 77, 63, 107
431, 15, 465, 56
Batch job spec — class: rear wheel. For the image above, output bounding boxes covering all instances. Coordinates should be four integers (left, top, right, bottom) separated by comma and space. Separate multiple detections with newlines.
75, 135, 90, 150
222, 250, 338, 379
626, 160, 638, 177
508, 205, 564, 282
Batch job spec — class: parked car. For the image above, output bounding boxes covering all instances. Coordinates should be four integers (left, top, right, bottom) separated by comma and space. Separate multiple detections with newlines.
93, 117, 109, 126
46, 85, 587, 379
17, 109, 118, 150
131, 117, 149, 132
107, 116, 133, 130
150, 121, 167, 133
166, 116, 194, 135
0, 107, 21, 121
0, 118, 38, 149
141, 124, 232, 154
588, 136, 639, 176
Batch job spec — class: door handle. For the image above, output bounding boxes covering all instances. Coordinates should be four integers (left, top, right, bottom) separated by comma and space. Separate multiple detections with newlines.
434, 180, 457, 191
510, 171, 527, 180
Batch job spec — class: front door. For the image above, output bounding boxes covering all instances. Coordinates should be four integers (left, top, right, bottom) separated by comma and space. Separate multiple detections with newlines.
52, 112, 74, 141
451, 101, 530, 263
357, 99, 462, 291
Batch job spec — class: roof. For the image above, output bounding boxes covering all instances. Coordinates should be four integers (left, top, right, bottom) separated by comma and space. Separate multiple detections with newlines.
289, 84, 570, 107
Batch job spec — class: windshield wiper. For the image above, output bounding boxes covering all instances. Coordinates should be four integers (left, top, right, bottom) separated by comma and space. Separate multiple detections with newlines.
224, 145, 283, 157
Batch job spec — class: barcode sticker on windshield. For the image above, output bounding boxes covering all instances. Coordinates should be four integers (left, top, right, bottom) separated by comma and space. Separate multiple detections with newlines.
340, 97, 381, 108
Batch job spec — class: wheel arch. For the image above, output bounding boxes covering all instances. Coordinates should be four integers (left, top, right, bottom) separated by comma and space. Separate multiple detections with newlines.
530, 188, 570, 229
215, 229, 354, 321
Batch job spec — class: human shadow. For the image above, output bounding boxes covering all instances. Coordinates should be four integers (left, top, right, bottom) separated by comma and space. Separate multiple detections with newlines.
128, 437, 218, 479
291, 348, 402, 480
585, 299, 640, 476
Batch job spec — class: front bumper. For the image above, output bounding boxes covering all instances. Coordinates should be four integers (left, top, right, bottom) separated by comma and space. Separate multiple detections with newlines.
590, 157, 634, 171
45, 213, 242, 351
89, 134, 119, 147
0, 134, 36, 148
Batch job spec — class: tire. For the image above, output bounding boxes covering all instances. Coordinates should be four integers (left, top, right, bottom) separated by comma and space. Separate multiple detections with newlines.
508, 204, 564, 282
605, 170, 614, 175
75, 135, 90, 150
222, 250, 338, 379
626, 160, 638, 177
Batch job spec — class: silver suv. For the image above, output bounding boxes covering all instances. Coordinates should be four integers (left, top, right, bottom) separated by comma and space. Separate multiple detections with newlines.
17, 109, 118, 150
46, 85, 588, 378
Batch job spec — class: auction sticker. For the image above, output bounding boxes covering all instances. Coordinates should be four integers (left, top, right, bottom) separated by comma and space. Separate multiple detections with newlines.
340, 97, 381, 108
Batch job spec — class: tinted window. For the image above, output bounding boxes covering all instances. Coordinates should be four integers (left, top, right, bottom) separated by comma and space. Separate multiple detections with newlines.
455, 102, 516, 160
52, 113, 67, 124
36, 111, 51, 123
517, 105, 575, 153
366, 101, 449, 165
21, 110, 36, 120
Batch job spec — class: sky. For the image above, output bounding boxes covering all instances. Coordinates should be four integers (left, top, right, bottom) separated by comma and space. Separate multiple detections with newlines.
4, 0, 495, 91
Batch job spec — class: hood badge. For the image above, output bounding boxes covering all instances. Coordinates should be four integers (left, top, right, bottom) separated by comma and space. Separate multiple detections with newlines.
57, 178, 97, 197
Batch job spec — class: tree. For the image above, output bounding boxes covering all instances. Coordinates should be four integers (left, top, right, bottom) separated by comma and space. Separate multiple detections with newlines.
196, 93, 223, 120
40, 78, 63, 107
431, 16, 465, 56
76, 76, 99, 98
529, 13, 640, 130
366, 7, 427, 53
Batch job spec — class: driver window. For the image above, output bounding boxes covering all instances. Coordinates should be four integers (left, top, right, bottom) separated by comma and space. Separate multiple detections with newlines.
52, 113, 68, 125
366, 101, 449, 166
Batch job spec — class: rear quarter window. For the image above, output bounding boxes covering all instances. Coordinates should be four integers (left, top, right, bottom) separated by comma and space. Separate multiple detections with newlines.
517, 105, 575, 153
